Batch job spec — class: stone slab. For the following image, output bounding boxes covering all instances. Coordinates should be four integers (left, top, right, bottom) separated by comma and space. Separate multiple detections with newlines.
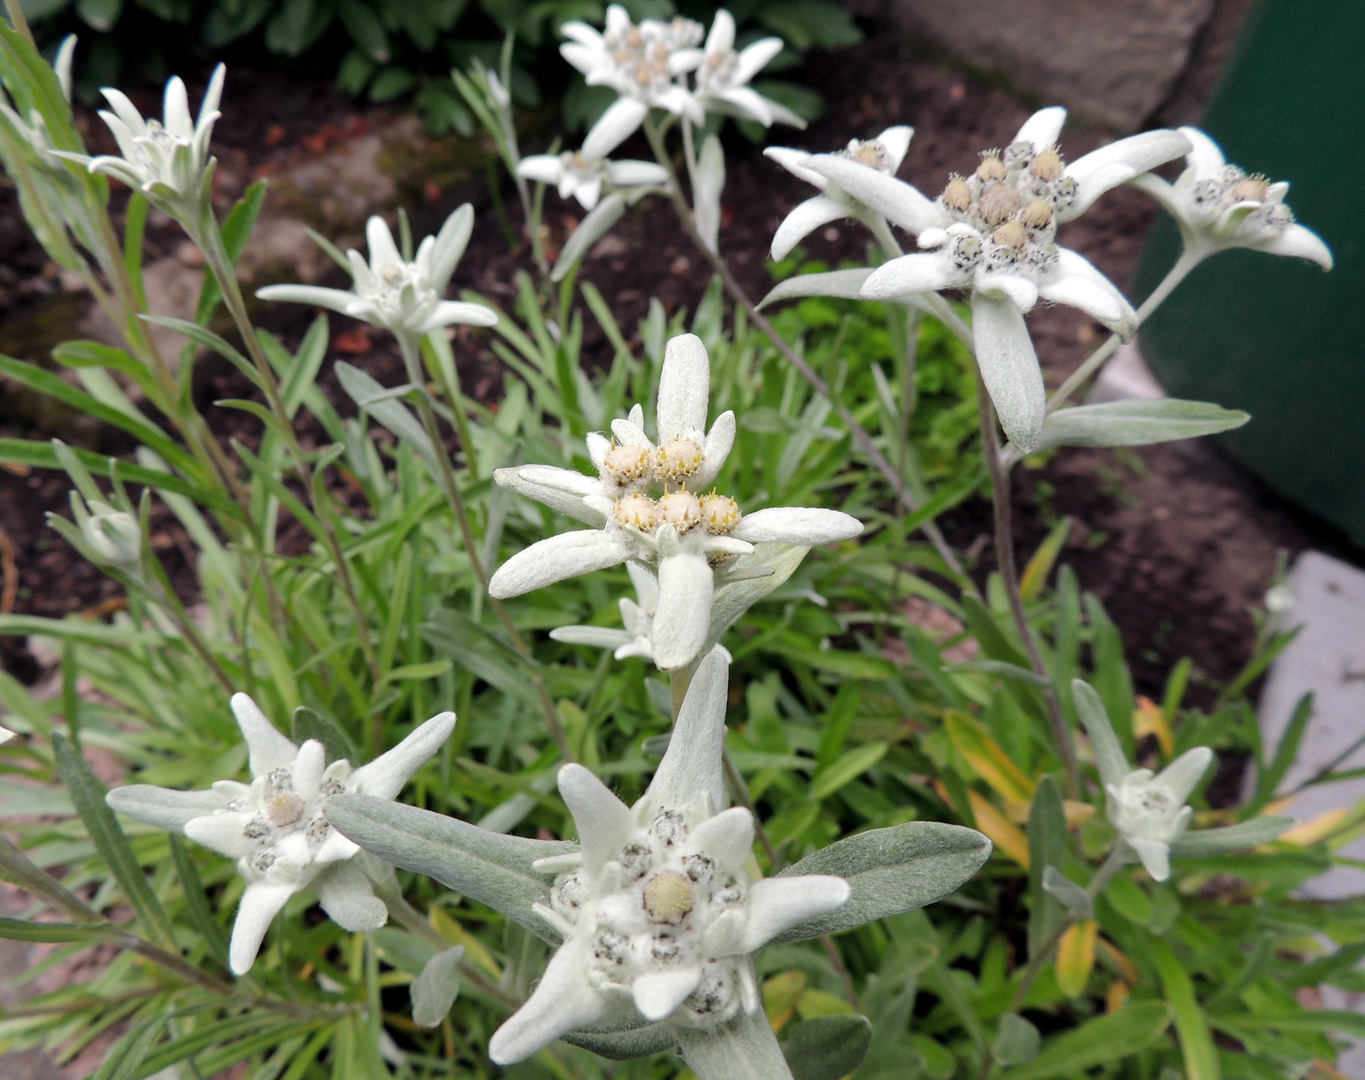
885, 0, 1215, 130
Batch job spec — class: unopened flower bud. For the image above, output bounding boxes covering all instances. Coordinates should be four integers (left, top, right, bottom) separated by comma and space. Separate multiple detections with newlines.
604, 443, 653, 486
1029, 146, 1065, 182
655, 437, 704, 483
643, 870, 696, 925
992, 221, 1029, 250
1020, 198, 1054, 230
976, 152, 1006, 182
844, 139, 892, 172
699, 493, 741, 535
1232, 175, 1271, 203
941, 174, 972, 212
81, 501, 142, 568
978, 182, 1021, 224
658, 490, 702, 533
614, 492, 659, 532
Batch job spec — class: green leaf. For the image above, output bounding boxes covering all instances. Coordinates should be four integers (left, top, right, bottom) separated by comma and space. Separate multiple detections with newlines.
810, 741, 888, 800
92, 1014, 169, 1080
411, 946, 463, 1027
334, 361, 442, 480
1151, 937, 1220, 1080
292, 706, 357, 763
1027, 776, 1066, 959
52, 732, 175, 948
323, 794, 572, 941
998, 1002, 1174, 1080
773, 821, 992, 942
779, 1014, 872, 1080
381, 660, 454, 685
0, 915, 117, 943
1042, 867, 1092, 919
1073, 678, 1129, 790
993, 1014, 1041, 1066
562, 1022, 676, 1060
1170, 817, 1295, 859
1034, 399, 1249, 452
167, 834, 228, 967
195, 180, 267, 324
337, 0, 390, 61
0, 833, 100, 922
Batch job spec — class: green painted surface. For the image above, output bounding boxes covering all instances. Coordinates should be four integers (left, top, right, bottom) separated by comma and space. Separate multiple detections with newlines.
1136, 1, 1365, 542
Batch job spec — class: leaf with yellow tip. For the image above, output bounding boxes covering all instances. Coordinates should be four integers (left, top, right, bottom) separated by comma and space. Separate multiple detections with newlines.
1019, 516, 1071, 601
936, 780, 1031, 868
1275, 808, 1350, 847
944, 710, 1036, 804
1057, 920, 1097, 998
1133, 695, 1174, 756
1006, 798, 1096, 827
430, 906, 500, 980
763, 970, 808, 1031
1107, 980, 1130, 1013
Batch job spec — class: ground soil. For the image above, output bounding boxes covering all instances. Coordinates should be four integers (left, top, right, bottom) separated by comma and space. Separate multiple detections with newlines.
1, 27, 1360, 705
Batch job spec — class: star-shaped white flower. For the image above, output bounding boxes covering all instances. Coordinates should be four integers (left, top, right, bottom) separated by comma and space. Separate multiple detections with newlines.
489, 652, 849, 1064
58, 65, 225, 211
489, 333, 862, 670
256, 208, 497, 341
1129, 126, 1332, 269
106, 693, 455, 974
765, 126, 917, 260
1106, 748, 1213, 882
517, 150, 669, 211
562, 6, 705, 160
693, 9, 802, 129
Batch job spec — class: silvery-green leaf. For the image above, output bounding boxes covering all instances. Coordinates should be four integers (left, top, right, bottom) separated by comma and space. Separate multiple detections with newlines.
292, 706, 356, 763
694, 133, 725, 256
335, 362, 441, 480
562, 1020, 676, 1060
1170, 816, 1294, 859
676, 1010, 795, 1080
1028, 777, 1067, 959
779, 1014, 872, 1080
708, 542, 808, 648
757, 269, 873, 309
1031, 399, 1249, 453
772, 821, 991, 942
552, 192, 626, 282
324, 794, 573, 942
1042, 866, 1093, 919
412, 946, 464, 1028
994, 1014, 1041, 1066
1073, 679, 1129, 792
972, 291, 1045, 453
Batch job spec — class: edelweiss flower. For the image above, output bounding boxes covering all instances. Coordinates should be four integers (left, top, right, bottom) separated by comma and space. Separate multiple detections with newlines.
693, 9, 801, 128
1106, 748, 1213, 882
490, 333, 862, 669
1130, 126, 1332, 269
562, 6, 705, 160
107, 693, 455, 974
257, 208, 497, 341
517, 150, 668, 211
77, 498, 141, 569
766, 127, 915, 259
59, 66, 225, 211
489, 652, 849, 1063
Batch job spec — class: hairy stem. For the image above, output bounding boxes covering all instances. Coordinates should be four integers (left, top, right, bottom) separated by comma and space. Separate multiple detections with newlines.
975, 379, 1080, 798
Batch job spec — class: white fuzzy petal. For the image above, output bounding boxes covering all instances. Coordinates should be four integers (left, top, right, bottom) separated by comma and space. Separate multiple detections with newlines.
972, 292, 1045, 454
99, 89, 147, 137
1177, 126, 1227, 179
418, 301, 499, 333
633, 967, 702, 1021
608, 160, 670, 188
183, 811, 257, 857
488, 530, 628, 599
696, 411, 736, 489
349, 712, 456, 801
876, 125, 914, 170
651, 553, 714, 671
316, 861, 388, 931
1065, 129, 1192, 219
1154, 747, 1213, 804
494, 465, 608, 527
583, 97, 649, 160
105, 785, 231, 831
861, 249, 965, 300
689, 807, 754, 872
1256, 223, 1334, 269
805, 155, 944, 236
231, 693, 298, 777
314, 829, 361, 865
706, 8, 736, 55
518, 155, 564, 185
733, 37, 783, 85
489, 938, 604, 1064
429, 204, 475, 290
551, 625, 634, 649
365, 216, 402, 270
732, 507, 862, 545
719, 85, 773, 126
739, 875, 850, 953
1125, 837, 1172, 882
657, 333, 711, 440
1013, 107, 1066, 151
558, 763, 638, 876
770, 195, 849, 261
763, 146, 827, 189
255, 284, 360, 315
642, 649, 730, 814
229, 881, 295, 974
1041, 250, 1137, 337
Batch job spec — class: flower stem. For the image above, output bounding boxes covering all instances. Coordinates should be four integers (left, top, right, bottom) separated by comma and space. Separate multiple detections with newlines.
396, 334, 573, 762
975, 378, 1080, 798
1042, 248, 1204, 416
639, 116, 968, 583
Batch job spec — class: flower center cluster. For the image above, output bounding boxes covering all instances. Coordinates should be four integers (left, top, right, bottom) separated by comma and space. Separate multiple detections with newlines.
600, 431, 742, 541
602, 16, 699, 99
1191, 164, 1294, 234
841, 138, 894, 173
358, 260, 433, 322
932, 142, 1081, 280
550, 808, 751, 1027
226, 767, 347, 877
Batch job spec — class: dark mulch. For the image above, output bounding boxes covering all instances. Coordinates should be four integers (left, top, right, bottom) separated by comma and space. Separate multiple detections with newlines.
1, 28, 1360, 701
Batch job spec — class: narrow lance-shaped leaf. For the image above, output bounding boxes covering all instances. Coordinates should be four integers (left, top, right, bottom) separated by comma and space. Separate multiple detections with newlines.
998, 1002, 1173, 1080
324, 794, 573, 942
1027, 776, 1067, 960
772, 821, 991, 942
1170, 816, 1295, 858
412, 946, 464, 1028
1073, 678, 1129, 791
552, 193, 625, 283
1033, 399, 1249, 453
1042, 866, 1093, 919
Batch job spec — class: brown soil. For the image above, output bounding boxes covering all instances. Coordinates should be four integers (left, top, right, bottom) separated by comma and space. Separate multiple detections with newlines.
1, 29, 1360, 702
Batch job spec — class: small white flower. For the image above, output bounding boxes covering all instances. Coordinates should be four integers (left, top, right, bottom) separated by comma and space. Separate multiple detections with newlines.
693, 9, 802, 129
562, 5, 705, 160
517, 150, 669, 211
107, 693, 455, 974
490, 333, 862, 670
79, 499, 142, 568
489, 652, 849, 1063
256, 207, 497, 340
765, 127, 917, 260
58, 66, 225, 210
1130, 126, 1332, 270
1106, 747, 1213, 882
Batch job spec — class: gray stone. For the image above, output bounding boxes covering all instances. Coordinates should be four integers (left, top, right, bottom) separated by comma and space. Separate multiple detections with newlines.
885, 0, 1215, 130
